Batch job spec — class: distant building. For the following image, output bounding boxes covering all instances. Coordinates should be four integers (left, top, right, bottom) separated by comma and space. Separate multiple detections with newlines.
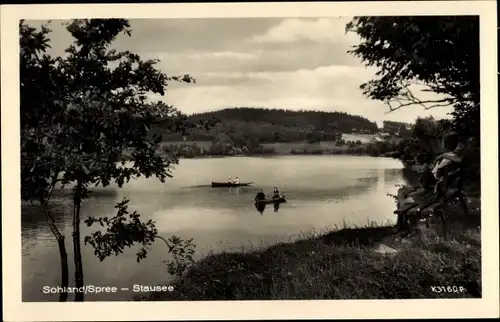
370, 132, 404, 144
371, 136, 385, 143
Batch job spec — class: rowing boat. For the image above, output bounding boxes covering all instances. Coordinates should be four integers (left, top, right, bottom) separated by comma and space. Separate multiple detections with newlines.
211, 181, 253, 188
255, 196, 287, 204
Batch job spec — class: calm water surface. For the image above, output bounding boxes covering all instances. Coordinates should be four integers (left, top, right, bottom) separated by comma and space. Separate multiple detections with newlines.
22, 155, 405, 301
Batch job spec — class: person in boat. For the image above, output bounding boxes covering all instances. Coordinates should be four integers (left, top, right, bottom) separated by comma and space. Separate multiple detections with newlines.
393, 132, 464, 233
255, 189, 266, 202
272, 187, 280, 199
234, 177, 240, 184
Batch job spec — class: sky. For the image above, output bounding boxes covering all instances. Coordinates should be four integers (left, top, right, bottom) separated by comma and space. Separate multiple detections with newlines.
26, 18, 453, 127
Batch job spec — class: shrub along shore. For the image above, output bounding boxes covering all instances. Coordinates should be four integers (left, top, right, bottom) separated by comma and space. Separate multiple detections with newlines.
153, 139, 404, 159
142, 205, 481, 301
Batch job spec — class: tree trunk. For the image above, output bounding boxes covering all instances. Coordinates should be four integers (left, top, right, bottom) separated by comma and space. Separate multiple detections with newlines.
56, 237, 69, 302
42, 203, 69, 302
72, 181, 84, 302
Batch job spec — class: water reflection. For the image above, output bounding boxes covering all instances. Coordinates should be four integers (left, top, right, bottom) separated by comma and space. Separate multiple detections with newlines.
229, 187, 240, 195
171, 173, 381, 209
253, 201, 282, 214
384, 168, 404, 184
255, 202, 266, 214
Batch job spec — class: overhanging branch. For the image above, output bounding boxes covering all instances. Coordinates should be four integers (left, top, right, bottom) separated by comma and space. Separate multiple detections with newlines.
384, 82, 457, 114
385, 99, 455, 114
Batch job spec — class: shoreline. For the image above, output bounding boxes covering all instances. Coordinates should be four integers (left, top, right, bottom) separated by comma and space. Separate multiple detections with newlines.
153, 139, 403, 160
119, 149, 401, 161
159, 153, 397, 160
142, 207, 481, 301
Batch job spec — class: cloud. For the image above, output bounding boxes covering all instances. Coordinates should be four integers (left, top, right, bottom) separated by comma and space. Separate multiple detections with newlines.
23, 18, 453, 126
250, 17, 360, 44
186, 51, 261, 60
156, 65, 453, 125
142, 40, 362, 79
198, 65, 376, 88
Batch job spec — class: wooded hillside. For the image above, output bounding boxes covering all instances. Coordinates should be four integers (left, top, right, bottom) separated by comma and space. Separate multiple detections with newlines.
155, 107, 380, 143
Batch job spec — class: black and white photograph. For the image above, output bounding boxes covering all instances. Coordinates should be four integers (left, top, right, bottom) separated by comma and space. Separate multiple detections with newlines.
2, 1, 499, 320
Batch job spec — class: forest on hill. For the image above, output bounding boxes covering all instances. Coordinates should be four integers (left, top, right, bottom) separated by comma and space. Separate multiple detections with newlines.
155, 107, 380, 143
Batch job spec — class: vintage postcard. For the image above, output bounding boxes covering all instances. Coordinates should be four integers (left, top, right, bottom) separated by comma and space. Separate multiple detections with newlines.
1, 1, 498, 320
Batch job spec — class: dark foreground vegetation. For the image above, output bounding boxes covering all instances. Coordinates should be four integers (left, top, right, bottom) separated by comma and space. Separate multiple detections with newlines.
144, 209, 481, 300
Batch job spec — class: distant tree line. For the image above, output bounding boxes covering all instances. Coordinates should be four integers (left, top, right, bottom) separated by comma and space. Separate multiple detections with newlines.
382, 120, 413, 137
158, 135, 403, 159
153, 107, 380, 144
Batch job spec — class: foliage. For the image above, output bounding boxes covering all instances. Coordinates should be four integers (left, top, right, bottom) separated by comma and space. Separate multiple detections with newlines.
390, 116, 453, 164
156, 107, 378, 144
335, 139, 346, 146
84, 198, 158, 262
411, 117, 453, 154
346, 16, 481, 195
20, 19, 71, 301
84, 203, 197, 278
192, 107, 378, 133
161, 236, 197, 278
346, 16, 480, 141
20, 21, 63, 202
20, 19, 202, 301
386, 183, 409, 201
382, 121, 413, 137
161, 139, 401, 158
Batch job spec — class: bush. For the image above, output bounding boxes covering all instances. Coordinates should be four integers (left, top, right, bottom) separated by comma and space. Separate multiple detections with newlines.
241, 146, 251, 156
335, 139, 346, 146
179, 146, 195, 158
262, 146, 275, 155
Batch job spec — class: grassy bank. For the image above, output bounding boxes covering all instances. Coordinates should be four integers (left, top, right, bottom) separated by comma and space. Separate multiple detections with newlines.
145, 208, 481, 300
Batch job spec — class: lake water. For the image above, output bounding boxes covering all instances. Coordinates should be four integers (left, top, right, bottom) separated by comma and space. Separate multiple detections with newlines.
22, 155, 406, 301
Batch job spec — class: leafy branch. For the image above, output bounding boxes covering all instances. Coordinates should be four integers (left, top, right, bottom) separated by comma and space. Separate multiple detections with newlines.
84, 198, 196, 278
84, 198, 158, 262
346, 16, 480, 141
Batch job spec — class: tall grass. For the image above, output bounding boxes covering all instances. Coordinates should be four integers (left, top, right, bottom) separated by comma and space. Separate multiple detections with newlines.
144, 212, 481, 301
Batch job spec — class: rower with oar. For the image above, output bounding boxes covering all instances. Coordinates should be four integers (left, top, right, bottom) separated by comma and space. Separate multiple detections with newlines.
255, 189, 266, 202
227, 176, 241, 184
255, 187, 282, 200
271, 187, 280, 199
